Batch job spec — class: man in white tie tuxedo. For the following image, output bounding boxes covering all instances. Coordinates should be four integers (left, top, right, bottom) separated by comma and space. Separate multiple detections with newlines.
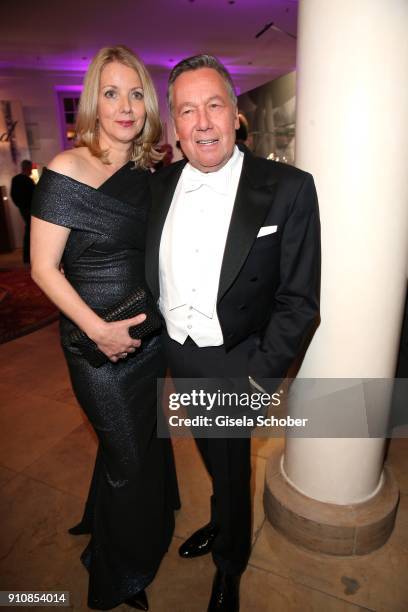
146, 55, 320, 612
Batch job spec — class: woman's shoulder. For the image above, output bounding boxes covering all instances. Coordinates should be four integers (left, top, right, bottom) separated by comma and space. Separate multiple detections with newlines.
33, 148, 103, 229
33, 148, 97, 223
47, 147, 90, 181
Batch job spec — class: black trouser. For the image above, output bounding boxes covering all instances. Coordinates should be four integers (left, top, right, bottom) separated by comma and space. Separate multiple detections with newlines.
20, 211, 31, 264
163, 332, 253, 575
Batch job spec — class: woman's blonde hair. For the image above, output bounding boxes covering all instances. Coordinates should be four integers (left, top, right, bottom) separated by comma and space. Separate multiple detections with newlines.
76, 45, 162, 168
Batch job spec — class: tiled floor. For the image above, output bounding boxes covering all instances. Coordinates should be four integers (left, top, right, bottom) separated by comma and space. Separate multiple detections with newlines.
0, 256, 407, 610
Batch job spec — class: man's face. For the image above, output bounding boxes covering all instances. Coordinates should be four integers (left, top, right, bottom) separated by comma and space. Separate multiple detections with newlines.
171, 67, 239, 173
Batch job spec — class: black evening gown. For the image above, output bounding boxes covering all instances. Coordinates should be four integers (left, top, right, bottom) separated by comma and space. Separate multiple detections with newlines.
32, 164, 179, 610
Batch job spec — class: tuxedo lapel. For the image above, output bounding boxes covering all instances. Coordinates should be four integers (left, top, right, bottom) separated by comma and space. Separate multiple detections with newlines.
217, 149, 278, 301
146, 160, 186, 298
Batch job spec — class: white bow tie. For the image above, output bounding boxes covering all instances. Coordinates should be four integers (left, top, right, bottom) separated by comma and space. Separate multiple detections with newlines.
183, 166, 228, 195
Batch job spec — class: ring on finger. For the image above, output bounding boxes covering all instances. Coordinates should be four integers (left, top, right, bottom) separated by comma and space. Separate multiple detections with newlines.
120, 352, 128, 359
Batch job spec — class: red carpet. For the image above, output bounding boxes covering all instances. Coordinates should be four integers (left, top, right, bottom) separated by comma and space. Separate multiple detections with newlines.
0, 268, 59, 344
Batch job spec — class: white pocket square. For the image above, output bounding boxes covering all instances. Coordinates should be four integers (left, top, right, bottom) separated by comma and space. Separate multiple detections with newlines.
257, 225, 278, 238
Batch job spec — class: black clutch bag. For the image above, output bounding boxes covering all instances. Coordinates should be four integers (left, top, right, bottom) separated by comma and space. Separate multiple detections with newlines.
67, 287, 162, 368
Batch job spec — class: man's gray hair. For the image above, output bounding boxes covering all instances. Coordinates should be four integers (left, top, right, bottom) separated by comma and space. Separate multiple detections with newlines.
167, 54, 237, 113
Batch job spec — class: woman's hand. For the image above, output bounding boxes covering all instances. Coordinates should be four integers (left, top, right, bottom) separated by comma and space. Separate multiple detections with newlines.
89, 314, 147, 362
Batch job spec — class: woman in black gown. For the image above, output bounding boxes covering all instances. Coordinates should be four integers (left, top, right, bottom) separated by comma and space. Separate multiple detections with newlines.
31, 46, 178, 611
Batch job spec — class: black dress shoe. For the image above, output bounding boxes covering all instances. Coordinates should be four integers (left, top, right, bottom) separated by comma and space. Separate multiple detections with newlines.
178, 523, 218, 558
125, 589, 149, 610
207, 570, 240, 612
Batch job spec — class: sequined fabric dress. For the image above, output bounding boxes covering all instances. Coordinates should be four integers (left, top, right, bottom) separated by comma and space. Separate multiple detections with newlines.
32, 163, 179, 610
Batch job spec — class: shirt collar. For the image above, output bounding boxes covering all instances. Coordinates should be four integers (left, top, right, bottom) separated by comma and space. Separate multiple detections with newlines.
182, 146, 241, 195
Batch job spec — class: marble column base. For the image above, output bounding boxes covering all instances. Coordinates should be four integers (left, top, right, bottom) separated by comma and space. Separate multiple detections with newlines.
263, 447, 400, 556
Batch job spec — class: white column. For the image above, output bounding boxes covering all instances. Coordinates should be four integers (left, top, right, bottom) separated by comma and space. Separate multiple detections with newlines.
285, 0, 408, 504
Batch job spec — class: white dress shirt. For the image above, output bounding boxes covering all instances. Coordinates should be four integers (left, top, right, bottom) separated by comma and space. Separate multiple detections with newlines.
159, 146, 244, 346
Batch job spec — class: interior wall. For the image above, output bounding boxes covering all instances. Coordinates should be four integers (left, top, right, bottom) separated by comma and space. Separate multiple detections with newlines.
0, 70, 85, 247
238, 71, 296, 161
0, 70, 83, 168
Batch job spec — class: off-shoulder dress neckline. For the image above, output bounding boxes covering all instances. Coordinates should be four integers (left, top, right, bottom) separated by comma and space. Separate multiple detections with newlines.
43, 161, 134, 192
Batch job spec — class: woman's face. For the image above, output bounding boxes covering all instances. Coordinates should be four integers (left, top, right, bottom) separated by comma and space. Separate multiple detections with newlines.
97, 61, 146, 147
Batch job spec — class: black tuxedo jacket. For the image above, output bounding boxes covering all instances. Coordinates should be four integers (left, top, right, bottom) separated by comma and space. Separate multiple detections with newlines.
146, 146, 321, 383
